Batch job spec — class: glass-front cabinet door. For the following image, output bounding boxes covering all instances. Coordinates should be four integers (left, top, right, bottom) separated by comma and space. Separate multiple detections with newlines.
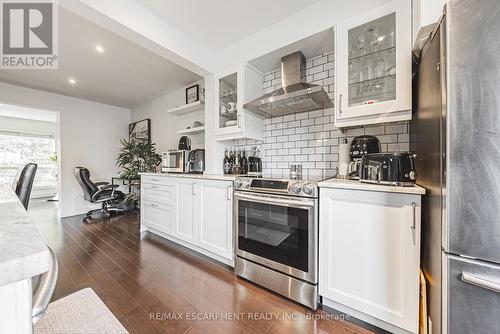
214, 66, 242, 136
335, 0, 411, 127
214, 63, 264, 140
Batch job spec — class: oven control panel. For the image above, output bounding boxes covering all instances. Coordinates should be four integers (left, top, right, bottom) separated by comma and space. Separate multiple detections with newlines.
234, 177, 317, 198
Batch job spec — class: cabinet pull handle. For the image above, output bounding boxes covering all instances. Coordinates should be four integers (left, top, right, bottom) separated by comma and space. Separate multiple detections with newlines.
410, 202, 417, 246
192, 183, 197, 195
411, 202, 416, 231
226, 186, 232, 201
237, 114, 241, 127
151, 178, 159, 182
462, 272, 500, 294
151, 185, 159, 189
338, 94, 343, 114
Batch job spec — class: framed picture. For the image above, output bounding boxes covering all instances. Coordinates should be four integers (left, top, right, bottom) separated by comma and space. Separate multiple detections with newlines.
186, 84, 200, 104
129, 119, 151, 143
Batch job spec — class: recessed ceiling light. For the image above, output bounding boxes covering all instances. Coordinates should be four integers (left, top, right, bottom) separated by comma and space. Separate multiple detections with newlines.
68, 78, 77, 85
95, 45, 104, 53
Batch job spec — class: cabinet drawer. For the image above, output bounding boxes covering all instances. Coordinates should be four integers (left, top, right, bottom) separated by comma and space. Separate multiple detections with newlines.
447, 255, 500, 334
141, 175, 176, 186
142, 183, 175, 205
142, 200, 174, 234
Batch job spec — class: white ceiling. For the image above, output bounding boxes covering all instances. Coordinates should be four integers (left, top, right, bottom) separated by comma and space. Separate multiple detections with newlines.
0, 104, 57, 122
0, 7, 202, 108
140, 0, 323, 51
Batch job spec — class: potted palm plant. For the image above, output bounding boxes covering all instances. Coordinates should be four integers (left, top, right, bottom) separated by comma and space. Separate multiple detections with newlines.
116, 138, 161, 208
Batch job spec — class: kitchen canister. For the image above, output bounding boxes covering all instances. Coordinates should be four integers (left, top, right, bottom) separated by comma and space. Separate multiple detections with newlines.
338, 138, 350, 178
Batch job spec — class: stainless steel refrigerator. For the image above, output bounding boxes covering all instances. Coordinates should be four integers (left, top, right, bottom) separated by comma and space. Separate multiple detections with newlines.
411, 0, 500, 333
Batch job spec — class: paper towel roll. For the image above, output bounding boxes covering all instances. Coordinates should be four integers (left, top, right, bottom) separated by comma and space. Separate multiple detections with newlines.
338, 142, 351, 177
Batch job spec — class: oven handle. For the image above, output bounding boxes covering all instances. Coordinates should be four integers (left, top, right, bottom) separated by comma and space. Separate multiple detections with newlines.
234, 192, 315, 208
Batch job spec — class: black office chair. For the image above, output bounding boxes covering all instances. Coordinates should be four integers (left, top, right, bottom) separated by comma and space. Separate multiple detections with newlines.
73, 167, 125, 223
14, 163, 38, 210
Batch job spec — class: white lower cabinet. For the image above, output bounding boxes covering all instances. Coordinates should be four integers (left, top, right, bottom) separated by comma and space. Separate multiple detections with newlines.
175, 179, 197, 244
197, 180, 233, 259
141, 175, 234, 266
142, 200, 175, 235
319, 188, 421, 334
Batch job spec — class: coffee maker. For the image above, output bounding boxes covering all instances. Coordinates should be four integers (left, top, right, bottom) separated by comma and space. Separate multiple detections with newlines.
348, 135, 380, 179
186, 149, 205, 174
178, 136, 191, 150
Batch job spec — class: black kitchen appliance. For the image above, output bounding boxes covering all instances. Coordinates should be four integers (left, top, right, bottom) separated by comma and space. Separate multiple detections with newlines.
247, 156, 262, 176
186, 149, 205, 174
360, 153, 416, 186
348, 135, 381, 179
178, 136, 191, 150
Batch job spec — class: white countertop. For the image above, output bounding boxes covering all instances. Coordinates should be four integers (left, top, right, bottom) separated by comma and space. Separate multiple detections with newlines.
140, 172, 236, 181
318, 177, 426, 195
0, 184, 50, 286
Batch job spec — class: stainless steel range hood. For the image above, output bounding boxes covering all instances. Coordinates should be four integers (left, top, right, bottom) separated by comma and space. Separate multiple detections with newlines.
244, 51, 333, 118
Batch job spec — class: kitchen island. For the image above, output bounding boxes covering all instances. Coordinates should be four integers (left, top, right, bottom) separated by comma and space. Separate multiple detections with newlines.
0, 184, 51, 333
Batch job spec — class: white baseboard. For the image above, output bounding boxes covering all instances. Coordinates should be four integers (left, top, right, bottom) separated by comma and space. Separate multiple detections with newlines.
143, 225, 234, 267
322, 297, 414, 334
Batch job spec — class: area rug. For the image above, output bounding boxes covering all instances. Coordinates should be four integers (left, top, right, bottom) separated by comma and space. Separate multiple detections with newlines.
34, 288, 128, 333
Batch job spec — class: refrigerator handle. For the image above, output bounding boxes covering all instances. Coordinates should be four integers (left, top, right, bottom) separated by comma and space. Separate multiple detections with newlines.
462, 272, 500, 294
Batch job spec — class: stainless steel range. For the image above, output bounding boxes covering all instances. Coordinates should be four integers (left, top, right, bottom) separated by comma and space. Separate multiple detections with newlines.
233, 176, 318, 309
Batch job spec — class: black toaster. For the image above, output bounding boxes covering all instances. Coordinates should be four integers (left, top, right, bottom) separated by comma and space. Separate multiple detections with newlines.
360, 153, 417, 186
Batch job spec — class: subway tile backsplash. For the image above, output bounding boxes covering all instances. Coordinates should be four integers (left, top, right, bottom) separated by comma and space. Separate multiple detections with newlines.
235, 51, 409, 180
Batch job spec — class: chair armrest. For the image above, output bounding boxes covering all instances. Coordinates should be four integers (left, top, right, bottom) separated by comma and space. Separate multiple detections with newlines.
32, 246, 58, 324
94, 182, 109, 187
91, 185, 118, 202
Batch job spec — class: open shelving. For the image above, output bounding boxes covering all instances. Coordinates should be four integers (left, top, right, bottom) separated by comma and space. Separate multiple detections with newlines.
166, 100, 204, 116
177, 126, 205, 135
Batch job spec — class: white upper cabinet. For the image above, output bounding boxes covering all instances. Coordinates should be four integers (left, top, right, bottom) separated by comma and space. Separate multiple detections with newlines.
335, 0, 412, 127
214, 63, 263, 141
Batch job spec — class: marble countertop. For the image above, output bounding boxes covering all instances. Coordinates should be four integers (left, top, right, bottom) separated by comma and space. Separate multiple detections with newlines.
140, 172, 236, 181
0, 184, 50, 286
318, 177, 426, 195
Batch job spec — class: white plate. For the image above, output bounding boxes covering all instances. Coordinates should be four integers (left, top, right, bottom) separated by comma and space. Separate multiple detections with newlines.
225, 120, 237, 126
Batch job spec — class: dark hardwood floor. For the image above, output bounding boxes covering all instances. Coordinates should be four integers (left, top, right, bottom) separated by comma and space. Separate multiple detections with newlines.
29, 201, 377, 334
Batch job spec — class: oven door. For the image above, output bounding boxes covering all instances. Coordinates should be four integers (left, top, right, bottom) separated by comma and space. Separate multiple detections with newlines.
162, 151, 185, 173
235, 191, 317, 283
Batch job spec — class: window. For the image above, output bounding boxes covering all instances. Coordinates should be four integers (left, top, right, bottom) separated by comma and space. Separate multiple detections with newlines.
0, 131, 57, 194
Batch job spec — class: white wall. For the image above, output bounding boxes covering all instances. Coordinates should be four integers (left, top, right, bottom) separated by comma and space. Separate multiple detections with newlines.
412, 0, 446, 41
0, 82, 130, 217
131, 80, 205, 153
0, 116, 56, 135
213, 0, 390, 71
